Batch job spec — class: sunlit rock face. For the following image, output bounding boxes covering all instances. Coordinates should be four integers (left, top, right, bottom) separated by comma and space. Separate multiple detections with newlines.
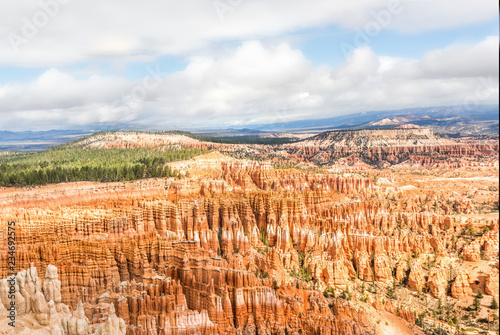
0, 264, 126, 335
1, 131, 498, 334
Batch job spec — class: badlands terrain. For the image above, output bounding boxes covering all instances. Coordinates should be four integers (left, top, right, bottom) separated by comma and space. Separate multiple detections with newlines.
0, 128, 498, 335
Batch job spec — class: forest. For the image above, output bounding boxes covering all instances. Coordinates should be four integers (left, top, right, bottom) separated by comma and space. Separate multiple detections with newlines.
153, 130, 297, 145
0, 144, 207, 187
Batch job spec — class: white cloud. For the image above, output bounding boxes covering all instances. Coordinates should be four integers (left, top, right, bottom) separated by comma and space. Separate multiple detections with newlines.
0, 38, 497, 130
386, 0, 498, 34
420, 36, 499, 78
0, 69, 130, 111
0, 0, 497, 67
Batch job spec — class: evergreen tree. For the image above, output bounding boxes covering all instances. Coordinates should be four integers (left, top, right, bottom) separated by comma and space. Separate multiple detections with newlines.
491, 297, 498, 309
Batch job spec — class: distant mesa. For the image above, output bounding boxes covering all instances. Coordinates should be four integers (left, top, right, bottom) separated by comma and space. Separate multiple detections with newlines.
292, 127, 439, 149
394, 124, 422, 129
369, 116, 428, 127
369, 117, 404, 126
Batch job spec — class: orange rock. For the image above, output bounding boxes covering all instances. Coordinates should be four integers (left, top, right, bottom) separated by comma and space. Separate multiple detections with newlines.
462, 241, 481, 262
485, 268, 499, 297
427, 267, 448, 298
451, 270, 473, 299
1, 147, 494, 334
408, 263, 426, 292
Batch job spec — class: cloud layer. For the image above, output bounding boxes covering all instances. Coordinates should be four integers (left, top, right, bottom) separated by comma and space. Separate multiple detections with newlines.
0, 37, 498, 130
0, 0, 497, 67
0, 1, 498, 130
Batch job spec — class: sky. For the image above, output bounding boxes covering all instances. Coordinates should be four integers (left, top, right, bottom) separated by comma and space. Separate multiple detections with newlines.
0, 0, 498, 131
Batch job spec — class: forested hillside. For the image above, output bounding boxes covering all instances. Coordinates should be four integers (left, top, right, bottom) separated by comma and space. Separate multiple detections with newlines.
0, 144, 207, 187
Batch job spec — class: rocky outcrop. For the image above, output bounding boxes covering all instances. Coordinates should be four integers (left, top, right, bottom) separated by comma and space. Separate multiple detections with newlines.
0, 265, 126, 335
67, 130, 499, 169
462, 241, 481, 261
427, 267, 448, 299
60, 301, 93, 335
485, 267, 499, 297
0, 147, 497, 334
372, 299, 415, 325
480, 230, 500, 258
451, 270, 473, 299
408, 263, 426, 292
282, 129, 498, 166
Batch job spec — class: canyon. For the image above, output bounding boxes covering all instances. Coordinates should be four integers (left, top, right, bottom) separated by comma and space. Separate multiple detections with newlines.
0, 129, 498, 334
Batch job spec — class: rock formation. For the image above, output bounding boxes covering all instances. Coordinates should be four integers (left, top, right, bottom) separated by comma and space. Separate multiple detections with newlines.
0, 133, 498, 334
485, 267, 499, 297
451, 270, 473, 299
0, 265, 126, 335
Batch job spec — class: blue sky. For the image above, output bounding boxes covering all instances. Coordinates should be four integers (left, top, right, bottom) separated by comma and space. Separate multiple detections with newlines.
302, 19, 500, 66
0, 0, 498, 130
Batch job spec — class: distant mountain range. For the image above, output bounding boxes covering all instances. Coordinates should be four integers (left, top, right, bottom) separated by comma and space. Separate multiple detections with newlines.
249, 105, 499, 135
1, 105, 497, 151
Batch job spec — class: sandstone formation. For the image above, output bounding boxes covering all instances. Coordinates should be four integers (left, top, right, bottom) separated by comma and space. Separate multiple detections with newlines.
485, 267, 499, 297
1, 130, 498, 334
281, 129, 498, 167
462, 241, 481, 262
0, 265, 126, 335
68, 129, 499, 169
408, 263, 426, 292
427, 267, 448, 298
451, 270, 473, 299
